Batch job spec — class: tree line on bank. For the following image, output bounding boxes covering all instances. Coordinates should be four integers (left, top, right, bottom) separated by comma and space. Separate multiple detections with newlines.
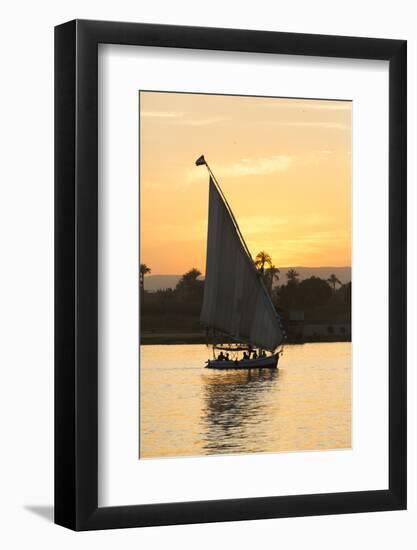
140, 250, 351, 328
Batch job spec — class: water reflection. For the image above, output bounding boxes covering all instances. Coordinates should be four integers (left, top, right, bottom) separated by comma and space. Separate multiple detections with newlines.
200, 369, 279, 454
139, 343, 351, 458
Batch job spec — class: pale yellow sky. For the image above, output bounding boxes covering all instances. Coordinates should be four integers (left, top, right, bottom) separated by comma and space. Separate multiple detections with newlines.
140, 92, 351, 275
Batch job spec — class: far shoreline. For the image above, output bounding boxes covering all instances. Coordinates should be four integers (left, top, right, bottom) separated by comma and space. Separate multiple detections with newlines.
140, 332, 351, 346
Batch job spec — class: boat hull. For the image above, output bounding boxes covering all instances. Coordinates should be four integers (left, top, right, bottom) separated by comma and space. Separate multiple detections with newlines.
206, 352, 279, 370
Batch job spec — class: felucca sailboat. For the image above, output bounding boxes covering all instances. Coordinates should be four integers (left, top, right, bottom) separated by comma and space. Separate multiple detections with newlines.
196, 155, 285, 369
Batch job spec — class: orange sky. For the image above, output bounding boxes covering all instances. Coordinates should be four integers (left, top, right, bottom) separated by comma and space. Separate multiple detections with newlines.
140, 92, 351, 275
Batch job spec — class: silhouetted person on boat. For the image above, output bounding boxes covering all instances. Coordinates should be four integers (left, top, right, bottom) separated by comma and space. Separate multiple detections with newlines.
218, 352, 225, 361
252, 350, 258, 359
225, 353, 230, 361
242, 351, 249, 360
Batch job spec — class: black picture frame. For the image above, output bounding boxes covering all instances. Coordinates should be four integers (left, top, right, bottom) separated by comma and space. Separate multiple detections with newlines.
55, 19, 407, 531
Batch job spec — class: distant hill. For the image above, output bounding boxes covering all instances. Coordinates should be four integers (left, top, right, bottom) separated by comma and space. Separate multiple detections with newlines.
144, 275, 184, 292
278, 267, 351, 286
144, 267, 351, 292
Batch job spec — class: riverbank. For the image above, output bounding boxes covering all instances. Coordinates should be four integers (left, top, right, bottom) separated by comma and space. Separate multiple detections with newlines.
140, 327, 351, 345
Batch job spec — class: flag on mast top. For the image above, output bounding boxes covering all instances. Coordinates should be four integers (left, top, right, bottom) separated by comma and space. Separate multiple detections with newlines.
195, 154, 206, 166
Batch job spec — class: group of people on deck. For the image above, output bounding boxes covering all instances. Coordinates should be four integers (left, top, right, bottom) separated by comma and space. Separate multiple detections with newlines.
216, 349, 267, 362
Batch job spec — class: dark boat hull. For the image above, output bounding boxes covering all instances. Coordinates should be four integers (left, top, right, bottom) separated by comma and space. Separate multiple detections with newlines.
206, 352, 279, 370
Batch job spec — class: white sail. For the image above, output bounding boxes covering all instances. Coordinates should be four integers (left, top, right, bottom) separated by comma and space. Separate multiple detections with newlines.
200, 177, 283, 352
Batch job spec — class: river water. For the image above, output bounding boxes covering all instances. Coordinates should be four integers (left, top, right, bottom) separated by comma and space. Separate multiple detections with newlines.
140, 342, 351, 459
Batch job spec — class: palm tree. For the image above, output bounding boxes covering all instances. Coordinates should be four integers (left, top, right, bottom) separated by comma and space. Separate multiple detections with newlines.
286, 268, 299, 283
140, 263, 151, 301
327, 273, 342, 291
254, 251, 272, 273
176, 267, 201, 287
175, 268, 203, 296
264, 265, 280, 293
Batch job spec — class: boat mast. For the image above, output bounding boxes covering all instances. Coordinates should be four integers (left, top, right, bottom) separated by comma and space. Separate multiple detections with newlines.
196, 154, 284, 352
196, 155, 253, 260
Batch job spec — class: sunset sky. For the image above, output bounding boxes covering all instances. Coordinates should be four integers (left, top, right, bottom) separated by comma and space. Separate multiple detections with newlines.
140, 92, 351, 275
